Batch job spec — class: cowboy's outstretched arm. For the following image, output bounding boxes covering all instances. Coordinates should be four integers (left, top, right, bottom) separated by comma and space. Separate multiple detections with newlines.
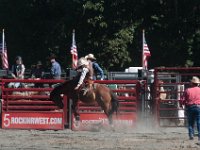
75, 68, 89, 90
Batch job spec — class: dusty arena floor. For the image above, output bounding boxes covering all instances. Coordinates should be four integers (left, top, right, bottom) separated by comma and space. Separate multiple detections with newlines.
0, 127, 199, 150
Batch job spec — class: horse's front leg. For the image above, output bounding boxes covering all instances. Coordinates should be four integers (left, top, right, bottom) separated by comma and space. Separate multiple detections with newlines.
72, 99, 80, 121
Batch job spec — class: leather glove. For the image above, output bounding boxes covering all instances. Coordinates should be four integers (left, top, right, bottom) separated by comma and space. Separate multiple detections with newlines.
74, 84, 81, 90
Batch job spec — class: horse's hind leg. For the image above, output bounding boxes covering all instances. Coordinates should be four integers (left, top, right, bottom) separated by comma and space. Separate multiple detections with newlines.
108, 93, 119, 125
104, 103, 115, 125
96, 94, 113, 125
103, 102, 114, 126
108, 113, 113, 125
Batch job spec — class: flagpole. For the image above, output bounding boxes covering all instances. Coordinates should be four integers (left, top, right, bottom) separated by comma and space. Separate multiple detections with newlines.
2, 29, 4, 54
1, 28, 9, 70
2, 29, 5, 69
72, 29, 74, 69
142, 29, 145, 69
71, 29, 78, 69
72, 29, 75, 44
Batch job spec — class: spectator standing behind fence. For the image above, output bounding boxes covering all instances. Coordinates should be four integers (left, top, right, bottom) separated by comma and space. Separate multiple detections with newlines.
85, 54, 104, 80
157, 80, 167, 100
8, 56, 25, 88
31, 61, 45, 88
181, 76, 200, 143
31, 61, 44, 79
50, 54, 61, 80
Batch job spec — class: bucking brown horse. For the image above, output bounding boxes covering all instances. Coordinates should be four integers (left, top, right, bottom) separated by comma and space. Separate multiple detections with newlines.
50, 79, 119, 124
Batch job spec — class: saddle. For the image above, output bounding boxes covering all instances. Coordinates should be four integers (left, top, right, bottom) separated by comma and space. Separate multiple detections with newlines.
80, 80, 94, 94
78, 80, 97, 103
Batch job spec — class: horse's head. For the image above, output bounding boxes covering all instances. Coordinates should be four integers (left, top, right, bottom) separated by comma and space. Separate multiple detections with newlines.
50, 80, 77, 109
50, 84, 64, 109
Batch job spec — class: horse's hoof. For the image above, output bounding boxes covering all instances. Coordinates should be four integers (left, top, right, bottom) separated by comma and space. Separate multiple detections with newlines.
75, 115, 80, 121
110, 124, 115, 131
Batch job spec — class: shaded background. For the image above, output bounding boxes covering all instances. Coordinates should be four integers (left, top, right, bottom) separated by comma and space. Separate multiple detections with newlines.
0, 0, 199, 71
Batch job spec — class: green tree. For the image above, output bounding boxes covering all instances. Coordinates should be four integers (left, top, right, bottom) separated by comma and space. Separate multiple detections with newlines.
0, 0, 200, 71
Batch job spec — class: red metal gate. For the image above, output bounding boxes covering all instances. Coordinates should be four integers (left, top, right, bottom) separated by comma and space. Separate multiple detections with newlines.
153, 67, 200, 127
1, 79, 142, 130
1, 79, 67, 130
71, 80, 141, 131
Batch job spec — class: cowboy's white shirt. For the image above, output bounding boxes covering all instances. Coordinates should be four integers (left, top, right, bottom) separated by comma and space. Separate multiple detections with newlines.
77, 67, 89, 85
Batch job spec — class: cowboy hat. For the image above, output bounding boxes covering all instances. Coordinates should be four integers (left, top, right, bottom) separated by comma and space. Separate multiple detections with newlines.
77, 57, 89, 68
85, 54, 96, 60
190, 76, 200, 84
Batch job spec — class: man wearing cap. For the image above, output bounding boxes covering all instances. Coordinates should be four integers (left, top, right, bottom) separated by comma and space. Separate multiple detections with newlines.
85, 54, 104, 80
31, 61, 44, 79
31, 61, 45, 88
182, 76, 200, 142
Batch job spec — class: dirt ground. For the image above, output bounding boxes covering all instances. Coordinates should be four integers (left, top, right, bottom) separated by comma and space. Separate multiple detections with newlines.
0, 126, 199, 150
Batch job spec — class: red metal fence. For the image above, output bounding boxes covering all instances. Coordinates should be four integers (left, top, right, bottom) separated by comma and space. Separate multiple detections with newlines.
0, 79, 142, 130
153, 67, 200, 127
1, 79, 67, 130
4, 66, 198, 130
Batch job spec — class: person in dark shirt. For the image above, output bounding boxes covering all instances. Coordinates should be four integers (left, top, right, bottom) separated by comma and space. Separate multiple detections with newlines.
31, 61, 45, 88
31, 61, 44, 79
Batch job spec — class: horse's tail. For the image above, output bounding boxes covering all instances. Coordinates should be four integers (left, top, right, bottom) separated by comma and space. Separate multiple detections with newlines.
50, 84, 64, 109
110, 91, 119, 115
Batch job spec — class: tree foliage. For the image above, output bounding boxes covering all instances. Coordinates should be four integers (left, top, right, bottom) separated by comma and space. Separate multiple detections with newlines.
0, 0, 199, 71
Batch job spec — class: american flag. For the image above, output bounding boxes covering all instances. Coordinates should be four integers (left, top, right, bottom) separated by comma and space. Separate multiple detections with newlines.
142, 30, 151, 70
0, 29, 9, 69
70, 29, 78, 69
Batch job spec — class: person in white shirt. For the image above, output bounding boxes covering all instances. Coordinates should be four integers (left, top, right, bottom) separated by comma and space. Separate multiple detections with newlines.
8, 56, 25, 88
